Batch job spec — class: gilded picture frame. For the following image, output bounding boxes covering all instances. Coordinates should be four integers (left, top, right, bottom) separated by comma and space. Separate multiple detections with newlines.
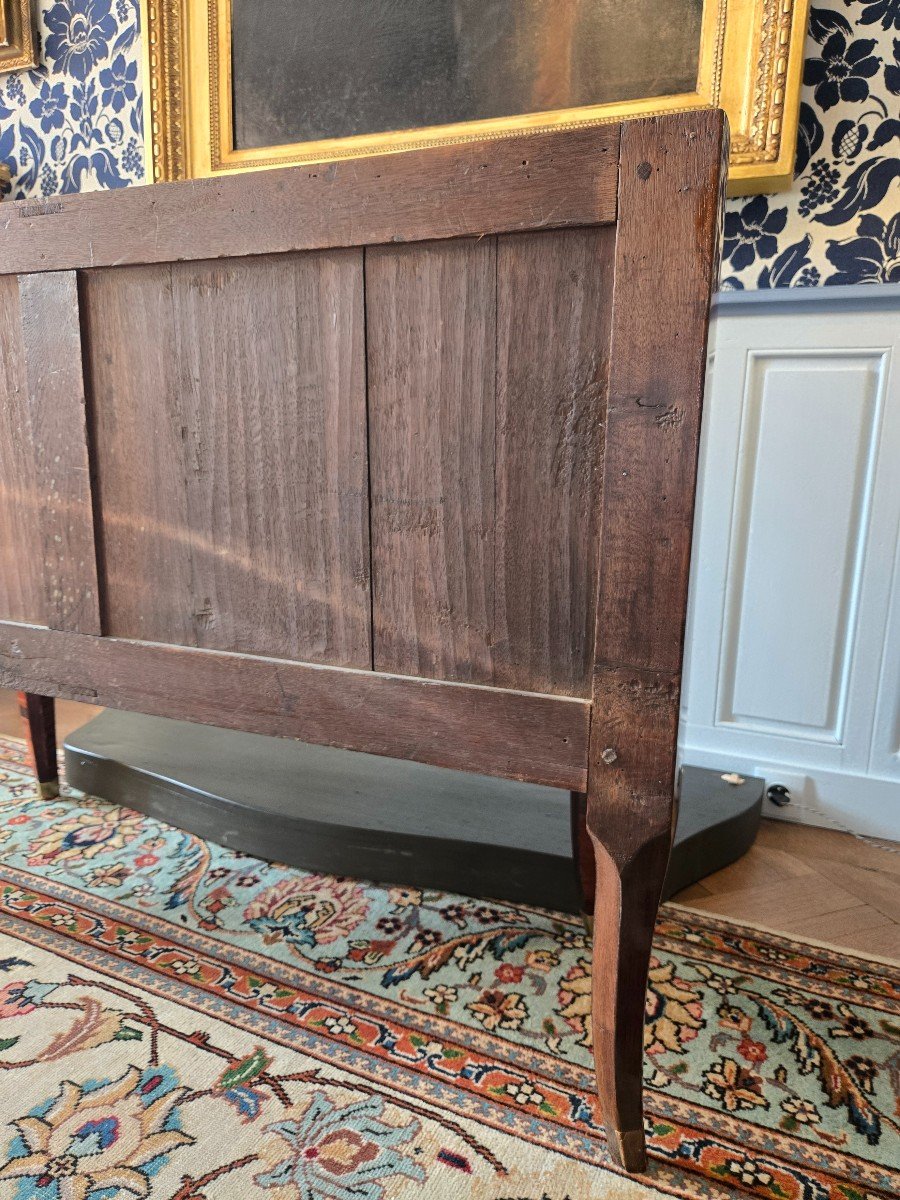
140, 0, 810, 195
0, 0, 38, 75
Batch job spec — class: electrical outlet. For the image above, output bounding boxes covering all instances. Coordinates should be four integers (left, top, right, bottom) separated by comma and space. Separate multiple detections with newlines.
754, 768, 809, 816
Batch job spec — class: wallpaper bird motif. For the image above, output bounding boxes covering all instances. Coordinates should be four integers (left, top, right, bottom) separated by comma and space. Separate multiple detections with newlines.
0, 1, 897, 289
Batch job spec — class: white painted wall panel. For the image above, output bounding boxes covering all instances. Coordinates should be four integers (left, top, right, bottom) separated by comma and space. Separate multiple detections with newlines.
723, 357, 881, 739
682, 292, 900, 840
869, 533, 900, 782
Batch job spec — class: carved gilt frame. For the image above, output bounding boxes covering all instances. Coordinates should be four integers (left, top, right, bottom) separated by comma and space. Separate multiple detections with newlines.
0, 0, 37, 74
140, 0, 809, 195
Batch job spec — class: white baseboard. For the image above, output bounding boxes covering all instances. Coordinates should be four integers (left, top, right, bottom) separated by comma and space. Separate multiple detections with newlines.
681, 742, 900, 843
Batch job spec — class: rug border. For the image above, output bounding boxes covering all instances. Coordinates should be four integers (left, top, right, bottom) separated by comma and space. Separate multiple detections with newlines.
3, 731, 898, 973
665, 900, 900, 971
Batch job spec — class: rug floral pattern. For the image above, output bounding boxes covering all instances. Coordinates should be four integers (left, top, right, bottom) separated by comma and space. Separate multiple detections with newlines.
0, 735, 897, 1198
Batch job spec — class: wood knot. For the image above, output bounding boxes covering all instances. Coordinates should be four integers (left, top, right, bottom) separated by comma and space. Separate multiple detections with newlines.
636, 161, 652, 181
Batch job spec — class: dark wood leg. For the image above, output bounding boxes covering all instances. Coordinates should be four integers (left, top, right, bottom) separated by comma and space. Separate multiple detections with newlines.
587, 818, 672, 1173
17, 692, 59, 799
570, 791, 595, 917
577, 112, 723, 1173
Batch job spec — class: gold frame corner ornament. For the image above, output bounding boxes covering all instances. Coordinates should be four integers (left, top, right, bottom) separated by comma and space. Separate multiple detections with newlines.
0, 0, 38, 75
140, 0, 810, 196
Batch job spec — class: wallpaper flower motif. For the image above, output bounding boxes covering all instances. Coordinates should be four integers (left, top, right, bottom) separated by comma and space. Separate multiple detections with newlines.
0, 0, 896, 288
723, 0, 900, 288
0, 0, 142, 200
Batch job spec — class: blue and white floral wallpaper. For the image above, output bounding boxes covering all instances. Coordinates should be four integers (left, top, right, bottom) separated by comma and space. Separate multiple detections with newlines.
0, 0, 896, 288
723, 0, 900, 288
0, 0, 143, 199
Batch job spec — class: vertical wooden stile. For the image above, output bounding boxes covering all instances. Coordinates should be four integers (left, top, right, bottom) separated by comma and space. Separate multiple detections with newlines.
585, 111, 728, 1171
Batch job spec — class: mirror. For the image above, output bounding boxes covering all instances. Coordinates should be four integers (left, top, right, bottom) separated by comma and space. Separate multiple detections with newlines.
141, 0, 810, 195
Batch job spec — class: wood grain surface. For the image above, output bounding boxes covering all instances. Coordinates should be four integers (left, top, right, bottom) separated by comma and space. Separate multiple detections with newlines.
18, 272, 100, 635
584, 111, 728, 1171
368, 228, 613, 694
367, 238, 497, 681
0, 125, 619, 276
0, 113, 726, 1176
494, 229, 613, 694
82, 251, 371, 666
0, 621, 590, 789
0, 274, 43, 624
17, 690, 58, 797
589, 111, 727, 856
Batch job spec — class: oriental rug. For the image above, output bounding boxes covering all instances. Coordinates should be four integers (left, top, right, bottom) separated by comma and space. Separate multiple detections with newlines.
0, 733, 897, 1199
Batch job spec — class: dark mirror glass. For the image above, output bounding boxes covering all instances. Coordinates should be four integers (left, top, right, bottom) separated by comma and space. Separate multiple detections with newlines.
232, 0, 704, 151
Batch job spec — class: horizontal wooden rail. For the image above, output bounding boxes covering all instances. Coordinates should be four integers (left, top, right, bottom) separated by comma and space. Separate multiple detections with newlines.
0, 125, 619, 276
0, 623, 590, 790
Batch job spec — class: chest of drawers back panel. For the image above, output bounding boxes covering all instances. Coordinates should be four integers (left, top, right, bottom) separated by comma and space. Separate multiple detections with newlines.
0, 111, 727, 1173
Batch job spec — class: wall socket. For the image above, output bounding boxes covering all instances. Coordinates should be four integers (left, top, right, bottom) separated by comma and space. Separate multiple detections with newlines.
754, 768, 810, 817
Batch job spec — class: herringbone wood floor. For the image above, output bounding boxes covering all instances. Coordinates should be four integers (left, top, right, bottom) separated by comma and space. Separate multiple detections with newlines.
2, 693, 898, 962
674, 818, 900, 959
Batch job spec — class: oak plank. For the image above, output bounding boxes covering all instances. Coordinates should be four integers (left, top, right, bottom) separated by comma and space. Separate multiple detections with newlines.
757, 818, 900, 878
698, 840, 816, 894
18, 271, 100, 634
780, 903, 896, 948
0, 275, 44, 624
0, 125, 619, 276
0, 621, 590, 790
169, 252, 371, 665
684, 874, 862, 928
589, 109, 727, 863
493, 228, 613, 695
79, 263, 195, 646
368, 228, 613, 694
83, 252, 371, 667
673, 881, 713, 902
810, 857, 900, 925
368, 238, 498, 681
819, 923, 900, 960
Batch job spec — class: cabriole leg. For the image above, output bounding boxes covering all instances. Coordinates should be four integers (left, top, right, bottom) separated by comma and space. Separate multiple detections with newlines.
17, 692, 59, 799
587, 817, 671, 1174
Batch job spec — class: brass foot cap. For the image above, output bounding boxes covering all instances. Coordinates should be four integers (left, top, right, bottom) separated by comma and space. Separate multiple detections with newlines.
37, 781, 60, 800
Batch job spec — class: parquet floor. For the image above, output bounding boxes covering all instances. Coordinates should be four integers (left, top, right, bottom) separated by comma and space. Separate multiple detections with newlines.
674, 818, 900, 960
2, 692, 898, 962
0, 692, 103, 742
